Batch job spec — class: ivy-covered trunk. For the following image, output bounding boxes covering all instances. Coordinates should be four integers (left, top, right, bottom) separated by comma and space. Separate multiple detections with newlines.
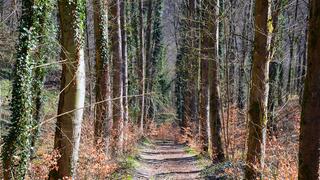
48, 0, 86, 178
110, 0, 124, 154
298, 0, 320, 179
149, 0, 164, 119
175, 0, 197, 136
2, 0, 51, 178
93, 0, 112, 153
175, 1, 188, 130
144, 0, 153, 120
245, 0, 272, 178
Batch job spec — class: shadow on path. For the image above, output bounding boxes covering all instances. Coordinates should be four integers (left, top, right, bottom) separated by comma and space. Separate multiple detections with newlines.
133, 139, 210, 180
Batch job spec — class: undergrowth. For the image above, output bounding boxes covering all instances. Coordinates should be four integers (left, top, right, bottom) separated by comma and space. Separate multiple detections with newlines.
180, 102, 301, 179
3, 100, 300, 179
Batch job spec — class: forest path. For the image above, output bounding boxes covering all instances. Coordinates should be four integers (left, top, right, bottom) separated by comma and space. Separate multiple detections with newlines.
133, 139, 210, 180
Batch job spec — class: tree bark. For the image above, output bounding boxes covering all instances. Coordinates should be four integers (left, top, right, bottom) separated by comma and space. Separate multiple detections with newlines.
199, 32, 209, 152
85, 0, 95, 119
49, 0, 86, 178
138, 0, 146, 133
93, 0, 112, 153
2, 0, 49, 178
267, 0, 282, 135
150, 0, 164, 117
202, 0, 224, 162
287, 33, 294, 99
144, 0, 153, 120
245, 0, 272, 178
120, 0, 129, 148
110, 0, 124, 155
298, 0, 320, 179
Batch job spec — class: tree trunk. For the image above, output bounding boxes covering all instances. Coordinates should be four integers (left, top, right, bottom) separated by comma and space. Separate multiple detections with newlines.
93, 0, 112, 153
287, 33, 294, 99
120, 0, 129, 148
298, 0, 320, 179
2, 0, 49, 178
199, 29, 209, 152
49, 0, 86, 178
181, 0, 197, 138
245, 0, 272, 178
268, 61, 278, 134
138, 0, 146, 133
149, 0, 164, 120
30, 2, 52, 158
144, 0, 153, 120
238, 1, 251, 111
175, 1, 190, 131
85, 0, 95, 120
267, 0, 282, 135
299, 30, 307, 103
110, 0, 124, 155
277, 61, 284, 106
202, 0, 224, 162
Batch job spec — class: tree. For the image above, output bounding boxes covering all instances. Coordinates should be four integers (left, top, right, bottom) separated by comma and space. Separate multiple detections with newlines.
202, 0, 224, 161
182, 0, 198, 133
175, 35, 187, 129
138, 0, 146, 132
93, 0, 112, 154
85, 0, 95, 119
245, 0, 272, 178
110, 0, 124, 154
237, 0, 253, 112
48, 0, 86, 178
145, 0, 165, 120
2, 0, 51, 178
120, 0, 129, 140
144, 0, 153, 120
267, 0, 285, 134
175, 0, 197, 136
199, 27, 209, 152
298, 0, 320, 179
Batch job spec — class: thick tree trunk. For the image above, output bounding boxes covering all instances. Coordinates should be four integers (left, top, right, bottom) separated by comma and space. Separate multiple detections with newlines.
2, 0, 49, 178
110, 0, 124, 155
49, 0, 86, 178
93, 0, 112, 153
298, 0, 320, 179
199, 37, 209, 152
202, 0, 224, 162
198, 0, 209, 152
245, 0, 272, 178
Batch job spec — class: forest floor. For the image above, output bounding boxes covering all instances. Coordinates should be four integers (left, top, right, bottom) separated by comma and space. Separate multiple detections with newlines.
132, 139, 211, 180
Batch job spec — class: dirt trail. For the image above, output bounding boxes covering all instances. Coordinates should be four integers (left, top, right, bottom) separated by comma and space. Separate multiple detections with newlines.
133, 140, 210, 180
